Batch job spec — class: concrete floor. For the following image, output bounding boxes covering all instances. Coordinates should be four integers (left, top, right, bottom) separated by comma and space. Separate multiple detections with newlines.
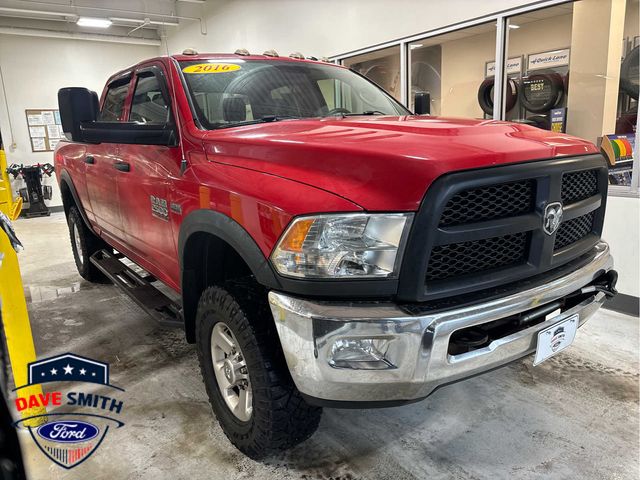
8, 212, 640, 479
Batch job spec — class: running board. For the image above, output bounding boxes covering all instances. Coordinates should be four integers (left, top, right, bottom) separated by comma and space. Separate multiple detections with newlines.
90, 249, 183, 328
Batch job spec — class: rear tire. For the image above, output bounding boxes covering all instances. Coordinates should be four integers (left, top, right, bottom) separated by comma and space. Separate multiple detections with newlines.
195, 285, 322, 459
67, 206, 108, 283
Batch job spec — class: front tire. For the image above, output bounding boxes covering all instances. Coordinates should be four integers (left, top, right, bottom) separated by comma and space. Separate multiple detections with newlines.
195, 285, 322, 459
67, 206, 107, 283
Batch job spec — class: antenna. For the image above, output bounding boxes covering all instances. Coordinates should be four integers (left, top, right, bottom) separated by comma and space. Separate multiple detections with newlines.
163, 28, 188, 174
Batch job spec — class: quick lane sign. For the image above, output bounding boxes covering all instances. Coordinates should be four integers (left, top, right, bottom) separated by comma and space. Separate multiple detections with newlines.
527, 48, 570, 71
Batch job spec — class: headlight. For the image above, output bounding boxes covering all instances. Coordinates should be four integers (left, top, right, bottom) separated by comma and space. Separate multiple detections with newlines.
271, 213, 413, 279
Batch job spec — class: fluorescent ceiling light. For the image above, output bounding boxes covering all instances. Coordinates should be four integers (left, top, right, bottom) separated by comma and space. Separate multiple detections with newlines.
509, 24, 520, 29
77, 17, 112, 28
410, 44, 423, 49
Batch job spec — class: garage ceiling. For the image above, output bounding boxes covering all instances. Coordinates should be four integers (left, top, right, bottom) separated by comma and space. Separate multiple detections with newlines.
0, 0, 207, 45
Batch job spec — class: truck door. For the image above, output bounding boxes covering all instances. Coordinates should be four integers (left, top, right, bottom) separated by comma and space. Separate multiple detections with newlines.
85, 74, 132, 240
116, 64, 182, 280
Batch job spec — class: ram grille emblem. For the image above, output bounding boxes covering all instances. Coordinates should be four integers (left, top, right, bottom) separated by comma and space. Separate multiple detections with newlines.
543, 202, 564, 235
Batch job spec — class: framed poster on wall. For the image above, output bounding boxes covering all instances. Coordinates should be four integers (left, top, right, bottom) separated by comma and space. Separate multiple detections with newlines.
25, 109, 63, 152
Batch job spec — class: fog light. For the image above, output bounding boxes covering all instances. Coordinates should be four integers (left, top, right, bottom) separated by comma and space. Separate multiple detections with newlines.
328, 338, 395, 370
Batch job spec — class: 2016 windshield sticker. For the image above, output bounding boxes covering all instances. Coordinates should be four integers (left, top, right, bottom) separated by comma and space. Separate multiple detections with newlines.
182, 63, 241, 74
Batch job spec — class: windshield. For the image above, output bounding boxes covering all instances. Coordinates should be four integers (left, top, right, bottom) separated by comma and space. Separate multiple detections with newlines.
178, 59, 410, 129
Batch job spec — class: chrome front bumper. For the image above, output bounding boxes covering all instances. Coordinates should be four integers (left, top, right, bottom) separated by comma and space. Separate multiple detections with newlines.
268, 242, 613, 403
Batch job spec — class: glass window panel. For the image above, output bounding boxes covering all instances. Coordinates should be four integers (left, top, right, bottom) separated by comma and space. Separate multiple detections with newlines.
130, 74, 170, 124
98, 79, 129, 122
408, 23, 497, 118
505, 0, 638, 190
343, 46, 402, 101
180, 60, 406, 128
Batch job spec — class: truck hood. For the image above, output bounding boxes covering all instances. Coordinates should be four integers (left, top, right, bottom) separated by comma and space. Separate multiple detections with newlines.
202, 115, 598, 211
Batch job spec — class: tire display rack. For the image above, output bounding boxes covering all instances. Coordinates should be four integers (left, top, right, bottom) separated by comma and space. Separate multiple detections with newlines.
478, 51, 569, 132
478, 39, 638, 140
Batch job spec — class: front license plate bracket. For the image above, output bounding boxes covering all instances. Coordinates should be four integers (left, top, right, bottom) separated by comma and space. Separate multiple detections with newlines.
533, 314, 579, 366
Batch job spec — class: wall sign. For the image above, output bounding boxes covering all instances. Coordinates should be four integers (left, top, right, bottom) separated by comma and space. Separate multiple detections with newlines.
527, 48, 570, 71
485, 56, 523, 77
550, 107, 567, 133
25, 109, 62, 152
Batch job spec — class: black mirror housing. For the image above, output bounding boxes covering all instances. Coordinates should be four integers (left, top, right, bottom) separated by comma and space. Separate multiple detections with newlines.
58, 86, 177, 147
80, 122, 177, 147
58, 87, 99, 142
414, 92, 431, 115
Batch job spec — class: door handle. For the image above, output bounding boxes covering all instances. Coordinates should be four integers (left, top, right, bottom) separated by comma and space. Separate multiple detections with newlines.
85, 155, 95, 164
113, 161, 130, 172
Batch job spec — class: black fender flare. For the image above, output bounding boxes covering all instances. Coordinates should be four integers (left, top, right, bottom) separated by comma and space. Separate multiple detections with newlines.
178, 209, 282, 342
177, 209, 281, 289
58, 169, 97, 234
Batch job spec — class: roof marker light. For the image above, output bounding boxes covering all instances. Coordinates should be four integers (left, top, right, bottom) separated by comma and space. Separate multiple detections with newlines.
263, 49, 279, 57
289, 52, 304, 59
235, 48, 250, 56
182, 48, 198, 55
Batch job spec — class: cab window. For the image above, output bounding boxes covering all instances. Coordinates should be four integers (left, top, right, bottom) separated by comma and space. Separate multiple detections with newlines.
129, 72, 170, 124
98, 78, 130, 122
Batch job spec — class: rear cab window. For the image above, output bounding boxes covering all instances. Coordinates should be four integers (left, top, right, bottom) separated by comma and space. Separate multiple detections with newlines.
129, 68, 171, 124
98, 76, 131, 122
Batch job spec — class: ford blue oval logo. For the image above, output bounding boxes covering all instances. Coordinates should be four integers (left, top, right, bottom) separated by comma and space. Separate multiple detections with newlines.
37, 421, 99, 443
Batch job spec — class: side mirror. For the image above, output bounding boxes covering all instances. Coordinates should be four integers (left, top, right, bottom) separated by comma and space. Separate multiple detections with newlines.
58, 87, 99, 142
413, 92, 431, 115
81, 123, 177, 146
58, 86, 177, 147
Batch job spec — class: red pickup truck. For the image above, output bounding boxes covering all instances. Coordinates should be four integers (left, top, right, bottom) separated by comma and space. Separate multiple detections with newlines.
55, 50, 617, 458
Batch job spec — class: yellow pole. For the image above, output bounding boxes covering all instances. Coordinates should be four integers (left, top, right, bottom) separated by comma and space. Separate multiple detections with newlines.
0, 213, 47, 426
0, 149, 16, 218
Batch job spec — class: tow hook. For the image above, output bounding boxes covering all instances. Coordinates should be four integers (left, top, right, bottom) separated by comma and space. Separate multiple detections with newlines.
449, 328, 490, 355
580, 270, 618, 298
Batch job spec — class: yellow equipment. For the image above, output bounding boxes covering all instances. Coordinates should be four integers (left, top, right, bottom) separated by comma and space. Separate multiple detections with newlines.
0, 149, 21, 220
0, 197, 46, 426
